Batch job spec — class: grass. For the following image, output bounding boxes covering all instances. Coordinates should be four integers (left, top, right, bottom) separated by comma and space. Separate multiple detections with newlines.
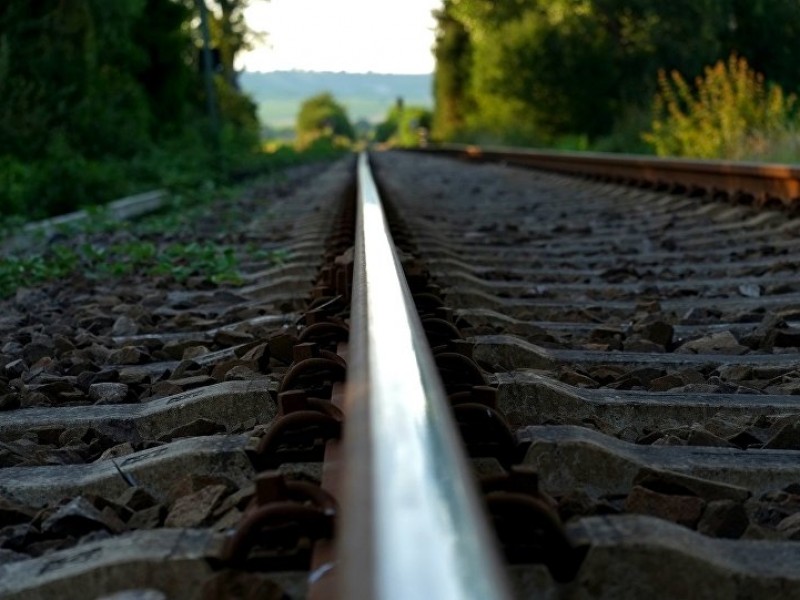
0, 177, 294, 299
0, 238, 252, 299
0, 139, 349, 298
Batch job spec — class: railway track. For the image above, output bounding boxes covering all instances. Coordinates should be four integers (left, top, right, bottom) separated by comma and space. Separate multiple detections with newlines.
2, 148, 800, 598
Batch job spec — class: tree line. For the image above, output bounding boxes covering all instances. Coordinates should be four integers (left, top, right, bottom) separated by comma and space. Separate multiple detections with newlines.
432, 0, 800, 156
0, 0, 261, 219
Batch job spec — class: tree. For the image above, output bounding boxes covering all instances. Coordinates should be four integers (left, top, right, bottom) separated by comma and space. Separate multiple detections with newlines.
432, 0, 800, 147
295, 93, 354, 147
0, 0, 263, 218
432, 0, 473, 140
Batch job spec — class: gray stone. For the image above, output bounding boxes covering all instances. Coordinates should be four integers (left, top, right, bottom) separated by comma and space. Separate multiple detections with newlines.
89, 383, 130, 405
769, 328, 800, 348
764, 420, 800, 450
4, 359, 26, 379
738, 284, 762, 298
126, 505, 165, 530
697, 499, 749, 538
634, 467, 750, 503
624, 485, 705, 527
164, 485, 228, 527
157, 418, 225, 442
0, 393, 20, 411
166, 474, 236, 504
589, 326, 624, 343
776, 512, 800, 540
41, 497, 123, 536
111, 316, 140, 337
161, 339, 209, 360
0, 494, 36, 524
686, 426, 736, 448
675, 331, 748, 355
223, 365, 263, 381
648, 374, 683, 392
637, 320, 674, 347
716, 365, 754, 383
212, 507, 242, 532
98, 442, 136, 461
116, 487, 157, 512
22, 342, 52, 364
705, 416, 749, 439
107, 347, 146, 366
182, 345, 211, 360
213, 329, 253, 347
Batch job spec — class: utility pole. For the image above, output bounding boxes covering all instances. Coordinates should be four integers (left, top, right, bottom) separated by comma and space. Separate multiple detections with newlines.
196, 0, 222, 164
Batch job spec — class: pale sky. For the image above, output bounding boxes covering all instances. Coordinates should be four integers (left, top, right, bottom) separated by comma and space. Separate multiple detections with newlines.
238, 0, 443, 74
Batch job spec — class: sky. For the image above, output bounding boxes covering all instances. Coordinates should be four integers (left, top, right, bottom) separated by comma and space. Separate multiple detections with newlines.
237, 0, 443, 74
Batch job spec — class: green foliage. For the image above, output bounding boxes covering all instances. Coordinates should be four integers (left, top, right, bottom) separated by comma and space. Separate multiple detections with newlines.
433, 0, 800, 150
147, 242, 242, 284
0, 175, 286, 298
432, 1, 474, 140
374, 102, 433, 146
0, 0, 263, 221
260, 140, 350, 172
295, 93, 355, 149
0, 239, 244, 298
644, 55, 799, 160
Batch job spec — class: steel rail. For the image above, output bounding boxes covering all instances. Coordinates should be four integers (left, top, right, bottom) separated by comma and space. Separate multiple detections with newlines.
414, 144, 800, 206
338, 153, 512, 599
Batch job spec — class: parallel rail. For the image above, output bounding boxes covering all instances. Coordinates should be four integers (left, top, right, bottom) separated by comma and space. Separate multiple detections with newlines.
339, 153, 512, 599
415, 144, 800, 207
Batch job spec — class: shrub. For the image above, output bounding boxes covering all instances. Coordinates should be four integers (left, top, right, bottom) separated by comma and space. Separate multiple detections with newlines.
374, 103, 433, 147
295, 93, 355, 149
644, 54, 799, 160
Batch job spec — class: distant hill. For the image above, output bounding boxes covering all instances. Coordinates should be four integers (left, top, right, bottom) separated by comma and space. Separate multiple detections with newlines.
239, 71, 433, 129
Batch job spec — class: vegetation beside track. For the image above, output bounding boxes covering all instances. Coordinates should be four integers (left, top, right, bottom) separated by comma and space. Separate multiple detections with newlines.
0, 0, 323, 222
432, 0, 800, 161
0, 169, 306, 299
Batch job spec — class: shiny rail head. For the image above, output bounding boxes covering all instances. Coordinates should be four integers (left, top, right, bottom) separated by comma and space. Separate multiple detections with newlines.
338, 153, 512, 600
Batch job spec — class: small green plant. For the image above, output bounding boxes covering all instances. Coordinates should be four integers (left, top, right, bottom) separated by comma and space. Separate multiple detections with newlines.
0, 245, 79, 297
0, 240, 245, 298
149, 242, 242, 284
644, 54, 799, 161
246, 244, 290, 265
